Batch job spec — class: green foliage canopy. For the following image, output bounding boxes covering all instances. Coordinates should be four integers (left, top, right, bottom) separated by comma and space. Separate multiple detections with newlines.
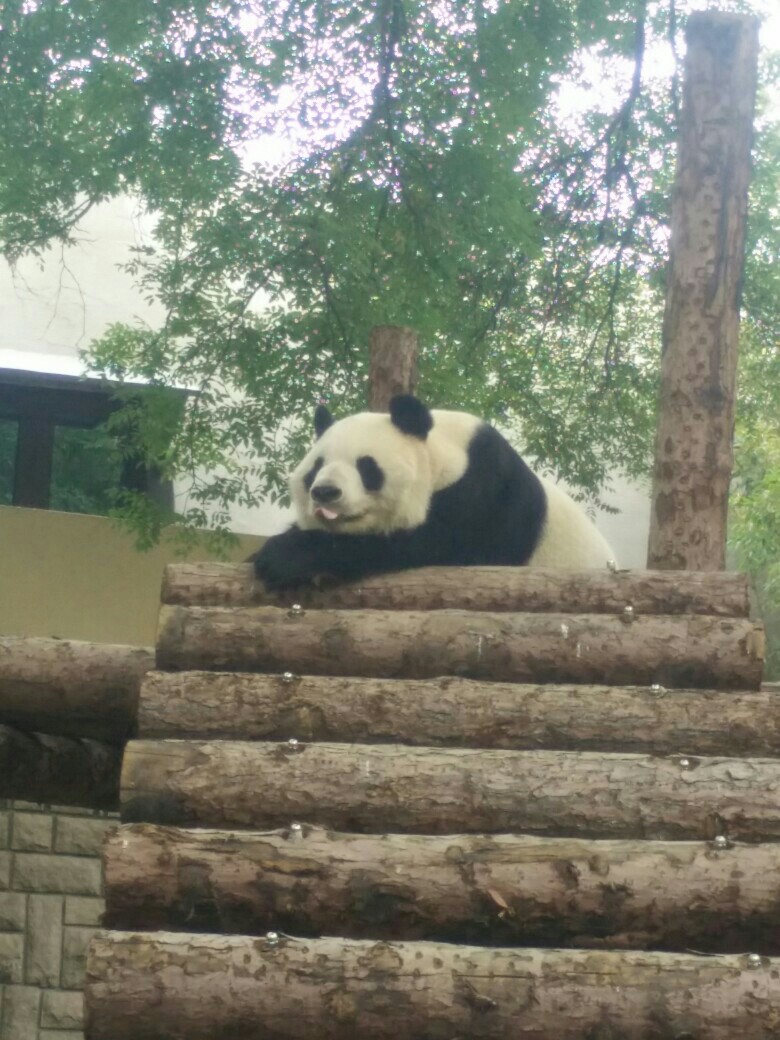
0, 0, 777, 556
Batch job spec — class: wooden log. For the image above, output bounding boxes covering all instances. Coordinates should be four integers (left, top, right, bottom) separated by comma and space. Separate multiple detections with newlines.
138, 670, 780, 757
367, 324, 418, 411
120, 740, 780, 841
162, 561, 752, 616
647, 13, 759, 570
0, 636, 152, 742
85, 931, 780, 1040
103, 822, 780, 954
155, 604, 765, 690
0, 724, 121, 809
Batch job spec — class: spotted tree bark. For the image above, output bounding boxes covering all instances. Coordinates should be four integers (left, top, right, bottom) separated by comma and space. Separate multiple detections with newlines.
85, 932, 780, 1040
161, 561, 751, 616
138, 670, 780, 757
120, 739, 780, 842
367, 325, 418, 411
647, 13, 759, 570
104, 822, 780, 954
155, 604, 764, 689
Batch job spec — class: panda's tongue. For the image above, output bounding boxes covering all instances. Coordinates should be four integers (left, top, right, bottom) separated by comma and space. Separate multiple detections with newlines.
315, 507, 339, 521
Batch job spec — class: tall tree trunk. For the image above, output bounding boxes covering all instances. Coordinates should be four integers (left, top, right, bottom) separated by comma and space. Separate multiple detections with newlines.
647, 13, 759, 570
367, 325, 418, 410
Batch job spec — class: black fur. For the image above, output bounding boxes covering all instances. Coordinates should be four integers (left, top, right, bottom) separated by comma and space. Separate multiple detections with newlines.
389, 395, 433, 439
314, 404, 334, 439
253, 420, 547, 589
302, 457, 323, 491
356, 455, 385, 492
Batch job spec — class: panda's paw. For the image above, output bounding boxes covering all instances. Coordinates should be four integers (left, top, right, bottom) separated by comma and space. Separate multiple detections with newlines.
252, 530, 326, 590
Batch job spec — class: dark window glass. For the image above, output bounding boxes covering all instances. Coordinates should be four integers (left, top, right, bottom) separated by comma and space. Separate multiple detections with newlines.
0, 418, 18, 505
49, 424, 124, 516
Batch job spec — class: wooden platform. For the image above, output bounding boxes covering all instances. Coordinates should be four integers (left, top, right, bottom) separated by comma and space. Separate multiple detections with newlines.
84, 563, 779, 1039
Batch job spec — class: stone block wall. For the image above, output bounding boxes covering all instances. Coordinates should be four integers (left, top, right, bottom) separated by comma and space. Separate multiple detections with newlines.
0, 801, 116, 1040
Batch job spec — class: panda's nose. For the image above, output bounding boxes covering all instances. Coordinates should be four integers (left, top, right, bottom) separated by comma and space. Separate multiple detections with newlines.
311, 484, 342, 504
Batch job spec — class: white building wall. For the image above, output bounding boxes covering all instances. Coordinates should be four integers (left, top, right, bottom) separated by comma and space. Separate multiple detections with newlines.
585, 477, 651, 570
0, 199, 288, 537
1, 198, 159, 365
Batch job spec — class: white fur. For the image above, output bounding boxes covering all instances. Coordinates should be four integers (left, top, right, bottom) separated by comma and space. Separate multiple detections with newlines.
425, 409, 482, 490
530, 478, 616, 568
291, 412, 429, 533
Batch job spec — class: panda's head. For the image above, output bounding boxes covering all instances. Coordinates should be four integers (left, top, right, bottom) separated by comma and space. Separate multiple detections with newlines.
290, 395, 439, 534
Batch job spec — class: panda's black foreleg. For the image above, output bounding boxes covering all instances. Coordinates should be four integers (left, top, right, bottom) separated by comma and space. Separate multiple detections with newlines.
250, 526, 339, 589
251, 524, 440, 589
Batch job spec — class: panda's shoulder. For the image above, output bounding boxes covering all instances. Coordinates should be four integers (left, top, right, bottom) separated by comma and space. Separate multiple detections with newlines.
430, 410, 525, 464
429, 409, 484, 449
428, 410, 533, 495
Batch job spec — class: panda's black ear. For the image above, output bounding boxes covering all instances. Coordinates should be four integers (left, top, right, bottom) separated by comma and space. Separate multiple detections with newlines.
314, 404, 334, 439
389, 395, 433, 440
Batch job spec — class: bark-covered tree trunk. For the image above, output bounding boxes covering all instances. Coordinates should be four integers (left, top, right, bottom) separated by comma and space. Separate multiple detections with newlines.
138, 670, 780, 757
0, 724, 121, 809
120, 739, 780, 841
647, 13, 759, 570
155, 604, 765, 689
367, 325, 418, 410
85, 931, 780, 1040
0, 636, 152, 742
103, 822, 780, 954
162, 561, 752, 616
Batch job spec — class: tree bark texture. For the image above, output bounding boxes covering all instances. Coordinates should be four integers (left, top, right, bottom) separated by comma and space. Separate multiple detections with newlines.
367, 325, 418, 411
85, 931, 780, 1040
162, 561, 751, 616
647, 13, 759, 571
155, 604, 765, 690
0, 724, 121, 809
138, 669, 780, 757
0, 635, 152, 742
104, 822, 780, 954
120, 740, 780, 842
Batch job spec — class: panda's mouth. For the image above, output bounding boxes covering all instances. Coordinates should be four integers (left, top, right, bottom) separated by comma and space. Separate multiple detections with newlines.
314, 507, 364, 525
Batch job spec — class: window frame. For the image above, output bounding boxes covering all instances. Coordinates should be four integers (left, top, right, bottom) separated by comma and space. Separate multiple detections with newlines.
0, 368, 175, 513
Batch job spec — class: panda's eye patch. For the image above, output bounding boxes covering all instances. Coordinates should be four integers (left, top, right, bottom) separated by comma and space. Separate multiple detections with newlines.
303, 457, 324, 491
357, 455, 384, 492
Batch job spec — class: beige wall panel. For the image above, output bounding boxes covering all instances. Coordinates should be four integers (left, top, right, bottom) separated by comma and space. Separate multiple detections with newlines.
0, 506, 263, 646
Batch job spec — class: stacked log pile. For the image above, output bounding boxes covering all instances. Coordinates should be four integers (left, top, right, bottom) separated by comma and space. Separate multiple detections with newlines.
85, 562, 780, 1039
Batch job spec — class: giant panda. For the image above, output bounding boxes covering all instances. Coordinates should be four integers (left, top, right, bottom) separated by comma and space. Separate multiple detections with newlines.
252, 394, 616, 589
